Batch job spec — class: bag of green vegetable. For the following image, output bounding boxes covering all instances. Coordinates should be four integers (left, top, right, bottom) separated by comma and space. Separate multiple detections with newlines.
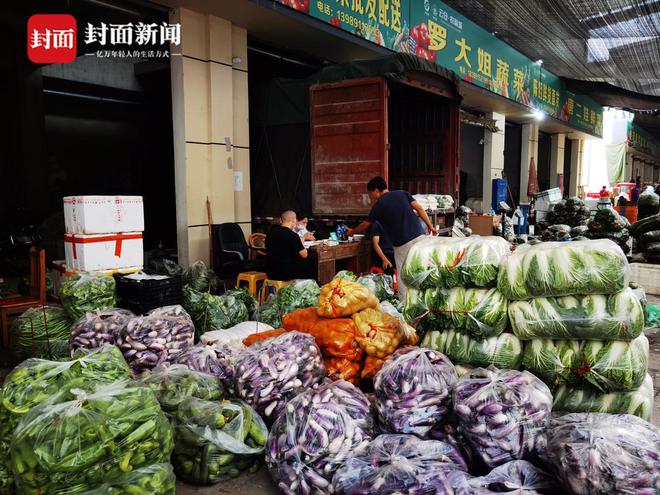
509, 288, 644, 341
404, 287, 508, 339
497, 239, 630, 300
183, 287, 249, 337
9, 305, 71, 361
225, 287, 257, 318
256, 297, 282, 328
172, 397, 267, 484
183, 260, 220, 293
11, 379, 174, 495
356, 273, 395, 302
333, 270, 357, 281
78, 463, 176, 495
140, 364, 225, 413
59, 272, 117, 320
552, 374, 654, 421
277, 279, 320, 315
422, 329, 523, 370
522, 335, 649, 392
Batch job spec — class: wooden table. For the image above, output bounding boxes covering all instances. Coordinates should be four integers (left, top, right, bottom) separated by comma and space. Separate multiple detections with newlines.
308, 239, 372, 284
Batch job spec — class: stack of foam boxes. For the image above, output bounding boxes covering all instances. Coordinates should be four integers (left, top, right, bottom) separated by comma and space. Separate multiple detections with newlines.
63, 196, 144, 273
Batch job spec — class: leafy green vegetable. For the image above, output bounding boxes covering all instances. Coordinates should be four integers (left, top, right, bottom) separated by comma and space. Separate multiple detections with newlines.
256, 297, 282, 328
183, 287, 249, 337
10, 305, 71, 361
60, 273, 116, 321
11, 380, 173, 495
356, 274, 395, 302
277, 279, 320, 315
552, 374, 653, 420
421, 329, 522, 369
498, 239, 629, 300
521, 339, 582, 387
333, 270, 357, 281
225, 287, 257, 318
172, 398, 267, 484
183, 260, 220, 293
509, 288, 644, 341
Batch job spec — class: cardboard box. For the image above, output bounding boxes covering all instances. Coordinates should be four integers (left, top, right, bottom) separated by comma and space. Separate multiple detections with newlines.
64, 196, 144, 234
534, 188, 562, 214
469, 214, 500, 236
64, 232, 143, 271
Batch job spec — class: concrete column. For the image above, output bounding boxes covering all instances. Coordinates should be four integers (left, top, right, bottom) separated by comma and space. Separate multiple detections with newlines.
170, 8, 251, 267
482, 112, 506, 211
550, 133, 566, 191
625, 148, 633, 181
520, 123, 539, 202
568, 138, 583, 197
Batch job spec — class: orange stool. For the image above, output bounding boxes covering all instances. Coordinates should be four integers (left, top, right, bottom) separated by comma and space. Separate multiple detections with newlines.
236, 271, 267, 298
260, 279, 293, 303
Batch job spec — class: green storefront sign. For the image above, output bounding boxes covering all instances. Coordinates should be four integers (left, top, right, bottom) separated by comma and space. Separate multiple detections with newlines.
628, 122, 660, 157
274, 0, 604, 137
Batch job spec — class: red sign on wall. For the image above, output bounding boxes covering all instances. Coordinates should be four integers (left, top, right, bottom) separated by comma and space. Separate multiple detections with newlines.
27, 14, 77, 64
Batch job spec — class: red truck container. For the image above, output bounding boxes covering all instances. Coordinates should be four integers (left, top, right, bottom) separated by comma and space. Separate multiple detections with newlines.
310, 75, 460, 217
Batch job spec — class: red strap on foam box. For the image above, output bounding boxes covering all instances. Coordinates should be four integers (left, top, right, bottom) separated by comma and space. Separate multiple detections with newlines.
64, 233, 142, 259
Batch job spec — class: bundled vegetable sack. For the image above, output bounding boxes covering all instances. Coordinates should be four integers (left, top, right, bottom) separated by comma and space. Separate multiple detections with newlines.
509, 288, 644, 341
546, 413, 660, 495
11, 380, 174, 495
401, 236, 509, 290
235, 332, 325, 423
374, 347, 457, 437
553, 374, 654, 420
317, 278, 379, 317
78, 464, 176, 495
362, 356, 387, 380
10, 305, 71, 360
60, 273, 117, 321
243, 328, 289, 347
453, 368, 553, 468
278, 279, 320, 315
183, 287, 249, 337
522, 334, 649, 392
266, 380, 373, 495
116, 305, 194, 372
171, 398, 267, 484
331, 434, 467, 495
405, 287, 508, 339
423, 330, 523, 370
141, 364, 225, 413
182, 260, 220, 293
201, 321, 274, 352
448, 460, 559, 495
70, 308, 135, 352
325, 357, 361, 385
256, 297, 282, 328
497, 239, 629, 300
356, 273, 395, 302
352, 308, 406, 358
174, 343, 235, 393
225, 287, 257, 318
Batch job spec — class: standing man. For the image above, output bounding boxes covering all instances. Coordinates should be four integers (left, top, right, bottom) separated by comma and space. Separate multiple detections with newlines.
350, 176, 437, 300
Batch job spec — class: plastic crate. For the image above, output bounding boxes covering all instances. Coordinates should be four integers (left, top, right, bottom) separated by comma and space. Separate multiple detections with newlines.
114, 273, 182, 314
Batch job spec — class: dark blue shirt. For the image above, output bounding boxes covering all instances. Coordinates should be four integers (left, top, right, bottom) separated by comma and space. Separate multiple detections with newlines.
372, 221, 393, 254
368, 190, 424, 247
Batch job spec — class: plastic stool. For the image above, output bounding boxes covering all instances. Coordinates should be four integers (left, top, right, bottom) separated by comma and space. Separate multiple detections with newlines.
260, 279, 293, 303
236, 271, 267, 298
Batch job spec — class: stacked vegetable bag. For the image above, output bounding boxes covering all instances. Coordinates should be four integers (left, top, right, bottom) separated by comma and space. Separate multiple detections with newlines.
585, 208, 631, 254
630, 212, 660, 262
500, 239, 652, 419
10, 305, 71, 360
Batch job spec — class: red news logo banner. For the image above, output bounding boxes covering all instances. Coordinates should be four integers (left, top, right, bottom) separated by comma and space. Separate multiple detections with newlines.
28, 14, 77, 63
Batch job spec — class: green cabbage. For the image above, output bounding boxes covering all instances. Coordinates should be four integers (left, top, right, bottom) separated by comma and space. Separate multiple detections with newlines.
422, 329, 522, 369
401, 236, 509, 290
521, 339, 582, 387
225, 288, 257, 319
552, 374, 653, 420
277, 279, 320, 315
509, 288, 644, 341
498, 239, 629, 300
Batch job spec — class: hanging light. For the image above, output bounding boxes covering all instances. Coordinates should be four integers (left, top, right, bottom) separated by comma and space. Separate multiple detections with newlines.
533, 109, 546, 121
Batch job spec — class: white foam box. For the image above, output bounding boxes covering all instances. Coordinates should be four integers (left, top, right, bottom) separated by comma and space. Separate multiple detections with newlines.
64, 196, 144, 234
64, 232, 143, 271
630, 262, 660, 296
534, 188, 562, 214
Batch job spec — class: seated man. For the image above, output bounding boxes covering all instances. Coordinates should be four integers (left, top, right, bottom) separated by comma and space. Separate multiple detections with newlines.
266, 210, 309, 281
295, 216, 316, 241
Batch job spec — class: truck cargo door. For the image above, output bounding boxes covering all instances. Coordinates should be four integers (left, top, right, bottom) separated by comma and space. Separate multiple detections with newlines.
310, 77, 388, 216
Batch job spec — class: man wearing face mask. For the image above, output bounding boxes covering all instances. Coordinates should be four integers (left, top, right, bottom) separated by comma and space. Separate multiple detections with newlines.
266, 210, 309, 281
349, 176, 437, 299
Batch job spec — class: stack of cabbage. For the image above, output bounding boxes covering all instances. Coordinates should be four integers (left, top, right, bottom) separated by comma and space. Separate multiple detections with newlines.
403, 237, 521, 369
501, 239, 652, 420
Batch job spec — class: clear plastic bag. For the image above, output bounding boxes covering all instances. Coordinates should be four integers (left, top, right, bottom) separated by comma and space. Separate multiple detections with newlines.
59, 272, 117, 321
200, 321, 274, 352
352, 308, 405, 358
172, 398, 267, 484
449, 460, 558, 494
356, 273, 395, 302
453, 368, 552, 468
422, 330, 523, 370
235, 332, 325, 423
374, 347, 457, 437
331, 434, 467, 495
509, 288, 644, 341
116, 305, 194, 373
77, 463, 176, 495
182, 287, 249, 337
552, 374, 654, 421
317, 278, 379, 317
140, 364, 225, 413
173, 343, 235, 394
10, 305, 71, 360
405, 287, 508, 339
522, 335, 649, 392
278, 279, 320, 315
225, 287, 257, 319
546, 413, 660, 495
11, 380, 174, 494
401, 236, 510, 290
266, 380, 373, 495
498, 239, 630, 300
70, 308, 135, 352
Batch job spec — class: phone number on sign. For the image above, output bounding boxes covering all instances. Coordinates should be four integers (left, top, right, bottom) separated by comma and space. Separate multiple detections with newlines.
336, 11, 379, 36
